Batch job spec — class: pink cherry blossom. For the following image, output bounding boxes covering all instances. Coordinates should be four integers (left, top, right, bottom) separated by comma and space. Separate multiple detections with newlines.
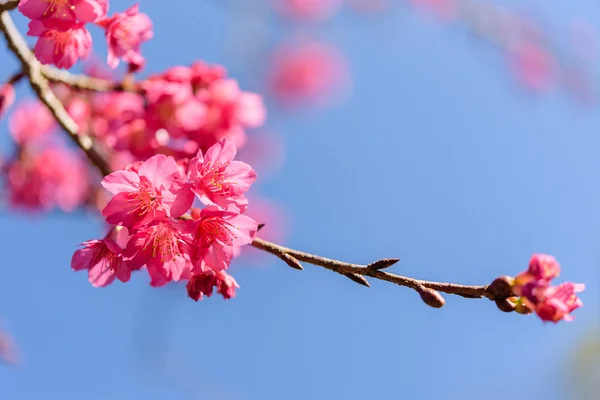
534, 282, 585, 322
0, 83, 15, 118
125, 219, 195, 285
101, 154, 195, 228
508, 40, 555, 92
188, 139, 256, 212
193, 206, 258, 272
71, 228, 132, 287
192, 79, 265, 150
0, 326, 18, 365
18, 0, 108, 24
66, 96, 92, 132
513, 253, 561, 286
186, 270, 239, 301
4, 147, 89, 212
273, 0, 342, 21
8, 100, 55, 145
268, 40, 349, 107
98, 4, 153, 69
28, 20, 92, 69
144, 84, 207, 139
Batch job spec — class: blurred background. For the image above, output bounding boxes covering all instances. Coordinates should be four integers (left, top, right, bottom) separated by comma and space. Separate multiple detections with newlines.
1, 0, 599, 399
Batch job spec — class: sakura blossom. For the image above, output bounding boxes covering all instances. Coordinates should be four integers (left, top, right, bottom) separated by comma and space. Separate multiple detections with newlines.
18, 0, 108, 24
101, 154, 194, 228
97, 4, 153, 69
27, 20, 92, 69
192, 206, 258, 272
188, 139, 256, 213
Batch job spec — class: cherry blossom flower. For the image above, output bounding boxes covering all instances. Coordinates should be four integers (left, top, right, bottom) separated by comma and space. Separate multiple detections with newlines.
4, 147, 89, 212
186, 270, 239, 301
97, 4, 153, 69
71, 227, 132, 287
8, 100, 55, 145
268, 40, 349, 106
101, 154, 194, 228
508, 40, 555, 92
193, 206, 258, 272
188, 139, 256, 212
534, 282, 585, 322
18, 0, 108, 24
513, 253, 561, 285
192, 79, 266, 150
273, 0, 342, 22
0, 83, 15, 118
512, 254, 585, 323
27, 20, 92, 69
125, 219, 195, 285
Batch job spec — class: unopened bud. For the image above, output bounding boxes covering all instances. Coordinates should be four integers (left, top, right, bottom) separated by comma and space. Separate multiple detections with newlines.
515, 298, 533, 315
495, 297, 516, 313
417, 286, 445, 308
487, 276, 514, 299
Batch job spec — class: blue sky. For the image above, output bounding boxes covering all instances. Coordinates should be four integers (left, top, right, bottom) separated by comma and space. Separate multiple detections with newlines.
1, 0, 599, 399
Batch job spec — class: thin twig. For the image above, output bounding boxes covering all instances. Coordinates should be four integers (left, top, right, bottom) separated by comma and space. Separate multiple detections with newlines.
0, 10, 112, 176
251, 237, 497, 301
42, 66, 139, 93
0, 3, 505, 310
0, 1, 19, 12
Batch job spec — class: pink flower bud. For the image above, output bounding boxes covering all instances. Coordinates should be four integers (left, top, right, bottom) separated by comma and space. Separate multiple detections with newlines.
0, 83, 15, 118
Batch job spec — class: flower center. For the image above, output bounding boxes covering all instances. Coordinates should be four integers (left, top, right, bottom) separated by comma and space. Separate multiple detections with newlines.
48, 30, 73, 55
200, 218, 236, 247
202, 162, 235, 195
148, 223, 181, 262
128, 178, 161, 217
42, 0, 73, 17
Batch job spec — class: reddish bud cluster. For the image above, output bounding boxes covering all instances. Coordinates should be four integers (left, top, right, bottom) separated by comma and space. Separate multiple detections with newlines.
511, 254, 585, 323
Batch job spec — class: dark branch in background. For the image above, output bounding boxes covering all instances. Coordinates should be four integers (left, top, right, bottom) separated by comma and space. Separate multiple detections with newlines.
0, 2, 514, 310
0, 9, 112, 176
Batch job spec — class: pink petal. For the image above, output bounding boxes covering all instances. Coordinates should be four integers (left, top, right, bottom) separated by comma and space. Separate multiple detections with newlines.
88, 259, 116, 287
138, 154, 178, 189
71, 243, 96, 271
18, 0, 49, 20
205, 139, 237, 164
101, 169, 140, 194
168, 183, 195, 218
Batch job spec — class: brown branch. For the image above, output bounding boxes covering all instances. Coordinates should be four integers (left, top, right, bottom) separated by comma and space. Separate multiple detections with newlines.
0, 10, 112, 176
42, 66, 139, 93
0, 2, 511, 311
0, 1, 19, 12
251, 237, 500, 307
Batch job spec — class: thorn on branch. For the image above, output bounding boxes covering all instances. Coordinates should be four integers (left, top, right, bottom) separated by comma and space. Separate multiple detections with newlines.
343, 273, 370, 287
417, 285, 445, 308
257, 223, 266, 232
281, 253, 303, 270
367, 258, 400, 270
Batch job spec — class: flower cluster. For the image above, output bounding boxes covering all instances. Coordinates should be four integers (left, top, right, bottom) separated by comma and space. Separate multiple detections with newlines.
511, 254, 585, 322
18, 0, 152, 69
72, 139, 258, 301
2, 100, 89, 212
